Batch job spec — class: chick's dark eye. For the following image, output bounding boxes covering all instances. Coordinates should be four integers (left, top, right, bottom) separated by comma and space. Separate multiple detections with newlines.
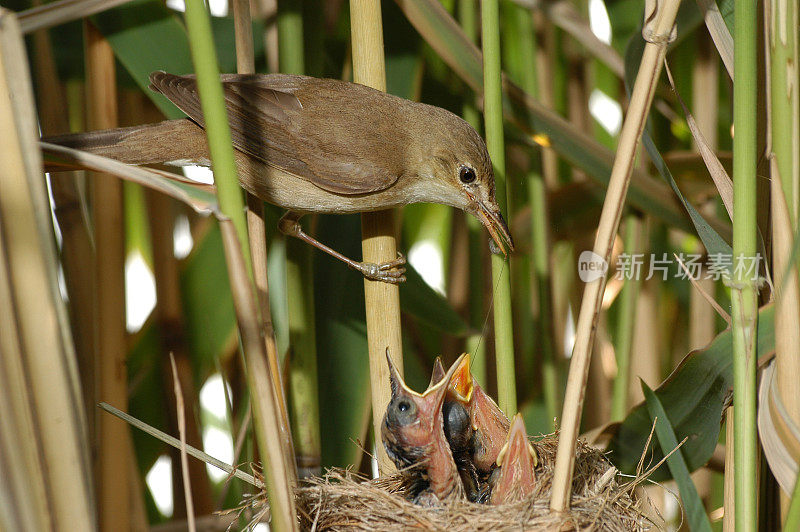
459, 166, 476, 184
398, 400, 411, 412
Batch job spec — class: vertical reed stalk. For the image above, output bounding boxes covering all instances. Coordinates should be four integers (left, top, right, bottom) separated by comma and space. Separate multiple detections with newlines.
85, 21, 130, 529
349, 0, 404, 476
549, 0, 681, 511
767, 0, 800, 520
0, 11, 95, 529
183, 0, 250, 268
31, 16, 96, 438
278, 2, 322, 477
610, 215, 642, 421
507, 4, 560, 424
732, 0, 759, 527
459, 0, 488, 384
183, 0, 298, 527
231, 0, 255, 74
481, 0, 516, 416
285, 248, 321, 476
768, 0, 799, 223
220, 223, 298, 532
234, 0, 297, 478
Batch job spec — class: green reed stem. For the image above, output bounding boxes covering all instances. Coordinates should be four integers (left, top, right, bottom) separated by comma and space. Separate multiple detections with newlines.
732, 0, 759, 527
183, 0, 250, 271
610, 215, 642, 421
481, 0, 516, 416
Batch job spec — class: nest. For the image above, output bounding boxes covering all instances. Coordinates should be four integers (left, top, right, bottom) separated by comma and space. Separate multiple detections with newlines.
239, 434, 656, 531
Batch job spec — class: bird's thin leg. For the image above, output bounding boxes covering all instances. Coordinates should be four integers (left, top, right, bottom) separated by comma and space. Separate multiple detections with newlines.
277, 211, 406, 284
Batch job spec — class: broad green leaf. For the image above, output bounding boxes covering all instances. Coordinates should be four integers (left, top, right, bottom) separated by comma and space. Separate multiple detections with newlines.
607, 304, 774, 480
128, 323, 170, 473
401, 264, 469, 336
93, 1, 264, 118
92, 0, 194, 118
180, 222, 238, 376
313, 214, 371, 468
642, 381, 714, 532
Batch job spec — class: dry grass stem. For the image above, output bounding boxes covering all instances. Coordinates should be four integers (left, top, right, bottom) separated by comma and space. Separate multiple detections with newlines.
665, 62, 733, 219
220, 219, 299, 531
696, 0, 734, 77
18, 0, 134, 34
171, 353, 197, 532
99, 402, 263, 488
675, 253, 732, 324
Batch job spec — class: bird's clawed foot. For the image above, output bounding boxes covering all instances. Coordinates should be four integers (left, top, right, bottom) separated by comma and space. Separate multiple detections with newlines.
357, 253, 406, 284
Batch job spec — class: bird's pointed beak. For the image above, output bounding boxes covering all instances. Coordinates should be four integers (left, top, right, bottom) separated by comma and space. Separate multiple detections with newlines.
416, 354, 467, 434
467, 192, 515, 256
496, 414, 538, 469
427, 356, 446, 390
385, 348, 417, 398
449, 355, 474, 402
428, 353, 466, 411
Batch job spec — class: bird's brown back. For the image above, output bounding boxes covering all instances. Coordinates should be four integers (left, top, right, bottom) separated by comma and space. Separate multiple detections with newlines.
149, 72, 416, 195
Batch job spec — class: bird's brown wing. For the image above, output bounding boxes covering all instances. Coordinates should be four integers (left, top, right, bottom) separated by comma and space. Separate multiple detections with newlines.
149, 71, 401, 195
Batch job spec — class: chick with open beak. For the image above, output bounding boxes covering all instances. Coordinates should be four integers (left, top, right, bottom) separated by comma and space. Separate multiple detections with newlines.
446, 356, 510, 478
381, 351, 466, 504
488, 414, 538, 504
428, 358, 481, 501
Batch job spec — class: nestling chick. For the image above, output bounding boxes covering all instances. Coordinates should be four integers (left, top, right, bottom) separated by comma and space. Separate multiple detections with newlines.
446, 356, 511, 478
429, 358, 480, 501
488, 414, 538, 504
381, 351, 466, 504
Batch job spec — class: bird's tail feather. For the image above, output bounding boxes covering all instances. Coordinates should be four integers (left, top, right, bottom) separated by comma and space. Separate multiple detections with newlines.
43, 119, 209, 170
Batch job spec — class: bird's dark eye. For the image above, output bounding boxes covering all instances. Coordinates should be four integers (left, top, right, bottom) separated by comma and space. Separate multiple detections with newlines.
398, 400, 411, 412
459, 166, 477, 184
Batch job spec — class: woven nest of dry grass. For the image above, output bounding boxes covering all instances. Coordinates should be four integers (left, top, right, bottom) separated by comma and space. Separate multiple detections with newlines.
239, 434, 655, 531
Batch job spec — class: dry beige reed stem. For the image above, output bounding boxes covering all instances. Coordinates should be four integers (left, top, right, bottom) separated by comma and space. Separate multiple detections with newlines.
550, 0, 683, 512
0, 9, 94, 529
220, 218, 299, 531
231, 0, 299, 492
349, 0, 404, 477
18, 0, 134, 34
85, 20, 134, 529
